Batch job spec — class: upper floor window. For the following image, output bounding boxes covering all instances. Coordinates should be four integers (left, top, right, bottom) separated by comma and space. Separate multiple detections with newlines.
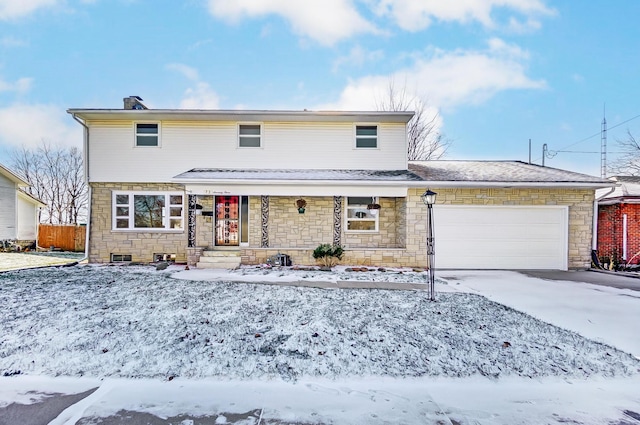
356, 125, 377, 148
239, 124, 261, 147
135, 123, 159, 147
113, 192, 183, 231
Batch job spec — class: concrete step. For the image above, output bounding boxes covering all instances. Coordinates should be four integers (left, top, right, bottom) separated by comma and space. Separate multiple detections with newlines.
201, 250, 241, 258
197, 250, 241, 269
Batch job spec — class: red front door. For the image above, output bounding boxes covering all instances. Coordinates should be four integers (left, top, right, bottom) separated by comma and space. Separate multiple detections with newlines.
215, 196, 239, 246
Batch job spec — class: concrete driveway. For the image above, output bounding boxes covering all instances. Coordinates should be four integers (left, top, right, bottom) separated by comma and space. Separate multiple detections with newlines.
0, 252, 81, 272
521, 269, 640, 292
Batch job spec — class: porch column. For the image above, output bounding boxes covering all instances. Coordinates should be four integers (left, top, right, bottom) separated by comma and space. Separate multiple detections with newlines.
261, 195, 269, 248
187, 194, 196, 248
333, 196, 342, 246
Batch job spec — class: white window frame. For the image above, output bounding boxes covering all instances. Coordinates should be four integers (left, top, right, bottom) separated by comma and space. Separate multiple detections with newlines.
134, 122, 161, 147
112, 191, 184, 231
345, 196, 379, 233
355, 124, 378, 149
238, 123, 262, 148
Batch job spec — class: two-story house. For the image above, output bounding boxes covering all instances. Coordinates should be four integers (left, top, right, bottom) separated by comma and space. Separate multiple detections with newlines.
68, 97, 612, 270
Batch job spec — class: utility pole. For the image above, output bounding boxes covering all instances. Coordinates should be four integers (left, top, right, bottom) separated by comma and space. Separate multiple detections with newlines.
601, 106, 607, 178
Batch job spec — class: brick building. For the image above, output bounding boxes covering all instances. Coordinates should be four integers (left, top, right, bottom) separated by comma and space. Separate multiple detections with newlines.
597, 176, 640, 265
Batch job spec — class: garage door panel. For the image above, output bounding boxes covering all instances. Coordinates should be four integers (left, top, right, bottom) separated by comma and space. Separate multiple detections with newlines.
433, 206, 568, 270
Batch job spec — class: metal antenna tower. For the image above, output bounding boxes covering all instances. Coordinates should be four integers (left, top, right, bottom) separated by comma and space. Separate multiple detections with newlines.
601, 106, 607, 178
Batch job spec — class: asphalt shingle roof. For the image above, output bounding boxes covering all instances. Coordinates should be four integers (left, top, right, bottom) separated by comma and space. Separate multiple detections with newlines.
409, 160, 609, 183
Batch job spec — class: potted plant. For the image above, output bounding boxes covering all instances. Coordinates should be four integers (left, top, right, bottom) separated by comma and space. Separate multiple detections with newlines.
367, 203, 381, 216
296, 198, 307, 214
312, 243, 344, 269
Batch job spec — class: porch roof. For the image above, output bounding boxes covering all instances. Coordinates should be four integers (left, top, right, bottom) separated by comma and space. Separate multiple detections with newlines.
173, 168, 424, 184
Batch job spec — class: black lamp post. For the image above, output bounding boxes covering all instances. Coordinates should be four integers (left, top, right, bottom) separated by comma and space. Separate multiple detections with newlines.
421, 189, 437, 301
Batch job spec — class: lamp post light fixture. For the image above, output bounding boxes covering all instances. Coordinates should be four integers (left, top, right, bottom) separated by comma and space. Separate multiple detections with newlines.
421, 189, 437, 301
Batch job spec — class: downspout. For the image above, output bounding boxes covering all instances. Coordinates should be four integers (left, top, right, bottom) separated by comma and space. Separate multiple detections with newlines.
72, 114, 91, 262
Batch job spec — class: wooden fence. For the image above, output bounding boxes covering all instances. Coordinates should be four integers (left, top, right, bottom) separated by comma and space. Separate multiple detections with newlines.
38, 224, 86, 252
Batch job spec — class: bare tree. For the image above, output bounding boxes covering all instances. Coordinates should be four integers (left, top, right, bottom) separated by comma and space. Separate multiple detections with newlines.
10, 142, 87, 224
610, 131, 640, 176
376, 81, 450, 160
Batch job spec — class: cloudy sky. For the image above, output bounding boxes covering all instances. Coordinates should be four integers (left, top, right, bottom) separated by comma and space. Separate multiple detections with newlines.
0, 0, 639, 176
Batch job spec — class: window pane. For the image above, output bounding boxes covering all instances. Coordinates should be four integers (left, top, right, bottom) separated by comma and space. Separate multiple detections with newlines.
239, 125, 260, 135
136, 135, 158, 146
116, 206, 129, 216
348, 220, 376, 231
116, 194, 129, 204
356, 126, 377, 136
136, 123, 158, 134
116, 219, 129, 228
134, 195, 164, 228
170, 195, 182, 205
169, 219, 183, 229
241, 196, 249, 243
356, 138, 377, 148
347, 196, 374, 205
348, 209, 372, 219
170, 207, 182, 217
239, 136, 261, 147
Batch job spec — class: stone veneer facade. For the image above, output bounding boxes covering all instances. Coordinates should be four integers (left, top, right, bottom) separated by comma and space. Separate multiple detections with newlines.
89, 184, 594, 269
89, 183, 188, 263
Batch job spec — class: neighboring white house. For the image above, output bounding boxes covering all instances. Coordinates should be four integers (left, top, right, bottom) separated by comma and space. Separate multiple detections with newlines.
68, 97, 612, 270
0, 163, 45, 243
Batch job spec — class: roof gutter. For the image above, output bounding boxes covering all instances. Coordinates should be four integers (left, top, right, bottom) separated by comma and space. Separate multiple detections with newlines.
172, 178, 616, 189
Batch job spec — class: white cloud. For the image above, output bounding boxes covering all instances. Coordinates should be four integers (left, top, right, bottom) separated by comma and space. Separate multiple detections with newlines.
179, 82, 221, 109
321, 39, 546, 112
0, 36, 27, 47
0, 103, 81, 151
207, 0, 378, 45
0, 0, 58, 20
166, 63, 200, 81
167, 63, 220, 109
0, 76, 33, 94
373, 0, 555, 32
332, 45, 385, 72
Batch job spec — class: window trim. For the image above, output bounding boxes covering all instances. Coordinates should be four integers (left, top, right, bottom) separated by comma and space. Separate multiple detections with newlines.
355, 124, 378, 149
112, 191, 184, 232
345, 196, 379, 233
238, 123, 262, 148
134, 122, 161, 148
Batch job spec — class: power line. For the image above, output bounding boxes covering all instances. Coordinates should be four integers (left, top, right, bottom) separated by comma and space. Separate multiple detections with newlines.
533, 112, 640, 163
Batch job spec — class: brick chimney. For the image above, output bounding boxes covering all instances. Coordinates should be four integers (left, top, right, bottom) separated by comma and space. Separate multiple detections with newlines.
123, 96, 147, 110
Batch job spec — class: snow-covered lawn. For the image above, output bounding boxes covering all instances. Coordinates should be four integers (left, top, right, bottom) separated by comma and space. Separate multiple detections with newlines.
1, 264, 638, 381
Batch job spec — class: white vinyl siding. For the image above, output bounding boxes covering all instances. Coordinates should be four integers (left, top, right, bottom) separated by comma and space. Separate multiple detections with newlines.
0, 173, 16, 239
87, 121, 407, 183
16, 195, 38, 240
433, 205, 568, 270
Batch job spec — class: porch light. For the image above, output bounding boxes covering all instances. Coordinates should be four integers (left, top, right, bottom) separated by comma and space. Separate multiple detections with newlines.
421, 189, 437, 301
421, 189, 437, 206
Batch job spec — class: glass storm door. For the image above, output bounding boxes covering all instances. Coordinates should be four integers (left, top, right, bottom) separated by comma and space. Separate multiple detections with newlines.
215, 196, 239, 246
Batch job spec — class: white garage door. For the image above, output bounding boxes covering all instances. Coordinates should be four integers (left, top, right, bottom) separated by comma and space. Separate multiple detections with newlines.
433, 205, 568, 270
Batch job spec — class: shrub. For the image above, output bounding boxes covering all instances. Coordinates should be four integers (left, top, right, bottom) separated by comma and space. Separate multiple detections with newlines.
312, 244, 344, 267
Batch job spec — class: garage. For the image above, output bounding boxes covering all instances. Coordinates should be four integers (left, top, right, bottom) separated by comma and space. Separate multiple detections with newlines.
433, 205, 568, 270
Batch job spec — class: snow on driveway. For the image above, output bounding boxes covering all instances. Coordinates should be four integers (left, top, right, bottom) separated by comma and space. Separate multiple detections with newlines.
0, 252, 80, 272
